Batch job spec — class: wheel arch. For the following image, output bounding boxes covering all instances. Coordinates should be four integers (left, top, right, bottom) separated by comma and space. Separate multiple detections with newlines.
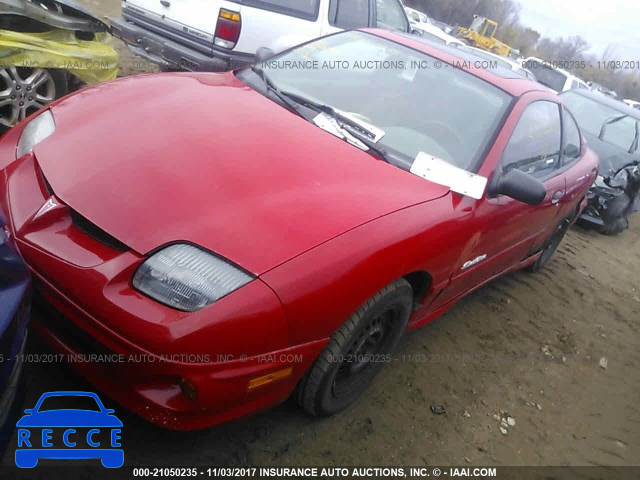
403, 270, 433, 310
261, 199, 458, 347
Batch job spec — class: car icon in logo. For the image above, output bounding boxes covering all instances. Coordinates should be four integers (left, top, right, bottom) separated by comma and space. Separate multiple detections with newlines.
15, 391, 123, 468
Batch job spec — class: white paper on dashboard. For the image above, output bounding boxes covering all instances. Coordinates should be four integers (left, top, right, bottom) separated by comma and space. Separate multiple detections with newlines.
410, 152, 488, 200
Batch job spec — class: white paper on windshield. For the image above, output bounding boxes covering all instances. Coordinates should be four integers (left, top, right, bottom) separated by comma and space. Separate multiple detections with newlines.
313, 113, 368, 150
410, 152, 488, 200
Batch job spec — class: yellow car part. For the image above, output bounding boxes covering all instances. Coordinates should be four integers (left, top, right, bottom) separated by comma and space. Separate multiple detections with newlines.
0, 29, 118, 84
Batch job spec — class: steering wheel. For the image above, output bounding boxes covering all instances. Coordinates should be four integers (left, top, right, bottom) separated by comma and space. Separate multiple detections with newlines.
418, 120, 465, 159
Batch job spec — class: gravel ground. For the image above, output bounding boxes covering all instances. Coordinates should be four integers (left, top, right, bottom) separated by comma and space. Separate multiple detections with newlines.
1, 0, 638, 472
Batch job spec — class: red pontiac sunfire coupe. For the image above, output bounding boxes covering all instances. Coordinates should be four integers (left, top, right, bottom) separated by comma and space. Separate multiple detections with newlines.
0, 30, 598, 430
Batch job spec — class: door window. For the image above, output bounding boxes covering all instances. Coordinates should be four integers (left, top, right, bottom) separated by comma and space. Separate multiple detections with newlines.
561, 108, 582, 165
375, 0, 409, 32
502, 101, 562, 178
329, 0, 370, 28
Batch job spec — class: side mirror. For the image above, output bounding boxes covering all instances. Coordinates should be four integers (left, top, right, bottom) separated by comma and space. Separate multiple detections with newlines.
491, 169, 546, 205
255, 47, 274, 63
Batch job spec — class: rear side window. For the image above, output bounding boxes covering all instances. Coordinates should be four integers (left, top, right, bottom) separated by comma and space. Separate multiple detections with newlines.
562, 108, 582, 164
329, 0, 370, 29
375, 0, 409, 32
502, 101, 562, 178
242, 0, 321, 21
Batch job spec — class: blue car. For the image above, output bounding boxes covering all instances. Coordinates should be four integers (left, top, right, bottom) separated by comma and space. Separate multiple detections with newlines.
15, 391, 124, 468
0, 210, 30, 457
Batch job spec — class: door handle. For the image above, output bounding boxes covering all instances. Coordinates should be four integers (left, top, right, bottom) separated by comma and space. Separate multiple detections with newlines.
551, 190, 564, 204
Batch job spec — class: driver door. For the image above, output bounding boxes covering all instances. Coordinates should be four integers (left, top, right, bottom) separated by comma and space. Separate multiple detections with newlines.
430, 100, 567, 309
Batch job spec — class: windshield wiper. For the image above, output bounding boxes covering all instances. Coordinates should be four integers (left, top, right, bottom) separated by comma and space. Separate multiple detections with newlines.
250, 65, 305, 118
346, 129, 395, 164
248, 68, 393, 163
275, 91, 385, 143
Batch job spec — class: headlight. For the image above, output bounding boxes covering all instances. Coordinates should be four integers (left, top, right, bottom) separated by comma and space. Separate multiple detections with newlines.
16, 110, 56, 158
133, 244, 254, 312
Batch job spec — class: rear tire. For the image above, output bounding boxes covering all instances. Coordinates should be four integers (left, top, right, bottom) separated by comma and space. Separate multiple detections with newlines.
296, 279, 413, 416
529, 217, 571, 272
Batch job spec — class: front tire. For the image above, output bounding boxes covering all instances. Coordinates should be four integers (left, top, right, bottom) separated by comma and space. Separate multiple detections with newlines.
296, 279, 413, 416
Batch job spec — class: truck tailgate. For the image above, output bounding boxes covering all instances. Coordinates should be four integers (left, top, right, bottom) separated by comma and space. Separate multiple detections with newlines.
124, 0, 323, 55
124, 0, 227, 41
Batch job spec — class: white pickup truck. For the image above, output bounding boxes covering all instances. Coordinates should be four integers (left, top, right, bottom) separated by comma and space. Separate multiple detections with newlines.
111, 0, 412, 72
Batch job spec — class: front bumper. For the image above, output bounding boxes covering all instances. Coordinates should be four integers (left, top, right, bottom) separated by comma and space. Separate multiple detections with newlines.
578, 190, 604, 226
0, 334, 27, 456
0, 202, 31, 430
29, 280, 325, 430
0, 245, 29, 453
110, 16, 254, 72
578, 184, 625, 226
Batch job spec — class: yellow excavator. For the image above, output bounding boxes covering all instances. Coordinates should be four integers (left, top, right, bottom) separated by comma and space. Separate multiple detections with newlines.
454, 15, 512, 57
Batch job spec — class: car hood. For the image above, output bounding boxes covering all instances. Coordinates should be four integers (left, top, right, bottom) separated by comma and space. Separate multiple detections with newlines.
35, 73, 449, 274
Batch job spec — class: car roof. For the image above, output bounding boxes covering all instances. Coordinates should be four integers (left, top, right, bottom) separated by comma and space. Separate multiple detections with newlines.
561, 89, 640, 119
373, 30, 548, 97
461, 46, 522, 69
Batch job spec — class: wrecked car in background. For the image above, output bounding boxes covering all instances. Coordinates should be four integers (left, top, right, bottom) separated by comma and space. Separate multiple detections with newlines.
561, 89, 640, 235
0, 0, 118, 131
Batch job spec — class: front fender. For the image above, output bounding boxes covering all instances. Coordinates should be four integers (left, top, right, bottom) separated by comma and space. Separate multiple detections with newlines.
261, 194, 467, 346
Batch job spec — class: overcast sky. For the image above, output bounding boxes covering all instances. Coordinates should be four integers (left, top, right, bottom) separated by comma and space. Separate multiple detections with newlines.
517, 0, 640, 59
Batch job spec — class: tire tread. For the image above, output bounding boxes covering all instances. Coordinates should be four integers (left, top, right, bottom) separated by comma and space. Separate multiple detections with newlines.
295, 278, 412, 416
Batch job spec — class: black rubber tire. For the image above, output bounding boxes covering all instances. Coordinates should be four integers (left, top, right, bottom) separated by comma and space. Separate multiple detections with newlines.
599, 216, 629, 235
529, 217, 571, 273
295, 278, 413, 416
48, 68, 69, 99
